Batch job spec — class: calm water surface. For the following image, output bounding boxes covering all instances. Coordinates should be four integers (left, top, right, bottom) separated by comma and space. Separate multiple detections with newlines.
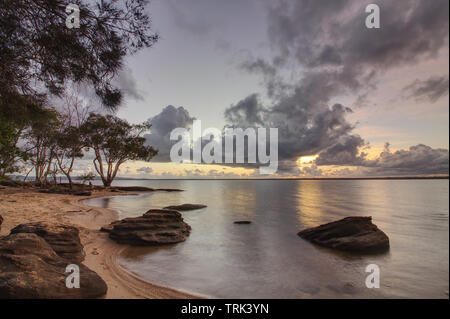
84, 179, 449, 298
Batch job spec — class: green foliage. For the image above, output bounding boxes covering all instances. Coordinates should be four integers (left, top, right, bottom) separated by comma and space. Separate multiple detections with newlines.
81, 113, 157, 186
24, 108, 61, 184
0, 0, 158, 179
0, 0, 158, 111
0, 116, 28, 176
0, 98, 56, 177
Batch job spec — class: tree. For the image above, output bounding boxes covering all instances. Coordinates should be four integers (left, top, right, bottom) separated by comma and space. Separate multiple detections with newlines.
1, 1, 158, 178
54, 125, 84, 188
25, 108, 60, 185
82, 113, 157, 187
54, 92, 90, 188
0, 117, 27, 178
0, 96, 54, 178
0, 0, 158, 112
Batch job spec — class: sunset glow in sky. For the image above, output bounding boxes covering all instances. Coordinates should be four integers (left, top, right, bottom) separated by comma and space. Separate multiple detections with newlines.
75, 0, 449, 179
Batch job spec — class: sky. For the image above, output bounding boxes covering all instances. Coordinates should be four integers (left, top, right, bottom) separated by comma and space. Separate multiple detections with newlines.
78, 0, 449, 179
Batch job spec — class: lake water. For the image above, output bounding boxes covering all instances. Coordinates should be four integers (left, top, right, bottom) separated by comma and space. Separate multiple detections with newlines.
84, 179, 449, 298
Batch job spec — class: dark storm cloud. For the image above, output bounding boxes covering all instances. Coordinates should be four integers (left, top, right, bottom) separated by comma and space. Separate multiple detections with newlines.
224, 94, 265, 127
315, 135, 369, 166
403, 76, 449, 103
315, 142, 449, 175
224, 0, 449, 174
369, 144, 449, 175
267, 0, 449, 70
145, 105, 196, 161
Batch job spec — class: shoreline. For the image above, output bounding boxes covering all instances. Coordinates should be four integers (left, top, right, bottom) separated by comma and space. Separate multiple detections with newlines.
0, 187, 202, 299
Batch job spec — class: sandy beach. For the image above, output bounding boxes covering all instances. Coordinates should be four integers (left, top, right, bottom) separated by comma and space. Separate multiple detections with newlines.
0, 186, 200, 299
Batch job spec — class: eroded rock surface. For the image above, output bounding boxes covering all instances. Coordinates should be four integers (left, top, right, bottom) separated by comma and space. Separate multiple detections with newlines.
10, 222, 85, 262
298, 216, 389, 253
103, 209, 191, 245
0, 233, 107, 299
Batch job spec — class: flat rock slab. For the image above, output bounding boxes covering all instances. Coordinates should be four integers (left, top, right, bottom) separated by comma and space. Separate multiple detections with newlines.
163, 204, 207, 211
103, 209, 191, 245
114, 186, 155, 192
10, 222, 85, 262
298, 216, 389, 253
0, 233, 107, 299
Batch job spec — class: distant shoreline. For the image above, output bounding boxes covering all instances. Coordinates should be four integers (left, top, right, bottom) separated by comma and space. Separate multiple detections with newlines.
112, 176, 449, 181
10, 175, 449, 182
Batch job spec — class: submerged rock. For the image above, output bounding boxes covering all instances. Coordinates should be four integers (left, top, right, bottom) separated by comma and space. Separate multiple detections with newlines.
114, 186, 155, 192
163, 203, 207, 211
10, 222, 85, 262
297, 216, 389, 253
0, 233, 107, 299
0, 215, 3, 232
103, 209, 191, 245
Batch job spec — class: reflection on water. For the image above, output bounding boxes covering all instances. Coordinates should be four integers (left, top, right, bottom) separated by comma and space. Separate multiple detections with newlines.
85, 179, 449, 298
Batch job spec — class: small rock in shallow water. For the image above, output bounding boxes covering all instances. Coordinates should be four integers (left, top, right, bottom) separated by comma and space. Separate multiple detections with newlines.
163, 203, 207, 211
103, 209, 191, 245
298, 216, 389, 253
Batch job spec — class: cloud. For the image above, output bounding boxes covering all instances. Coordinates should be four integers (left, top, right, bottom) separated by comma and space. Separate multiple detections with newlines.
224, 94, 265, 127
137, 167, 153, 174
167, 0, 214, 37
266, 0, 448, 70
403, 75, 449, 103
138, 1, 449, 178
115, 67, 144, 101
145, 105, 196, 161
315, 135, 369, 166
369, 143, 449, 175
315, 142, 449, 175
224, 0, 449, 174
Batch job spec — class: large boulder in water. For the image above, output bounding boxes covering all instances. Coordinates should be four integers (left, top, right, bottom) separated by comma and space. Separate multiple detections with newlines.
103, 209, 191, 245
0, 233, 107, 298
163, 203, 207, 211
10, 222, 85, 262
297, 216, 389, 253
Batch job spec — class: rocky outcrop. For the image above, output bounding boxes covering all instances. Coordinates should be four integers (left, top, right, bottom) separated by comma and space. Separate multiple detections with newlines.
102, 209, 191, 245
163, 204, 207, 211
73, 191, 91, 196
297, 216, 389, 253
0, 233, 107, 298
10, 222, 85, 262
